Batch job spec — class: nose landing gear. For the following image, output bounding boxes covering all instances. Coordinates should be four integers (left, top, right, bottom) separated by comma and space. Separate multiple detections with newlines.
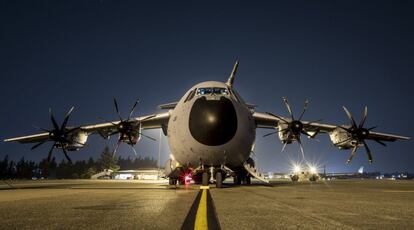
199, 167, 225, 188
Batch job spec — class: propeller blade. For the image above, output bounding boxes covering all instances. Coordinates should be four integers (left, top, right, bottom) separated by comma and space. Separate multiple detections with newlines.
359, 106, 368, 128
47, 144, 55, 162
108, 131, 120, 136
112, 139, 122, 158
343, 106, 357, 127
362, 140, 373, 163
338, 126, 352, 132
374, 139, 387, 146
263, 131, 278, 138
127, 98, 140, 120
31, 141, 46, 150
113, 98, 123, 121
346, 145, 358, 164
139, 132, 157, 141
66, 126, 81, 134
33, 125, 50, 132
49, 108, 60, 131
61, 106, 75, 130
62, 148, 72, 163
265, 112, 289, 124
129, 145, 138, 157
297, 137, 305, 160
297, 99, 309, 121
281, 142, 288, 153
368, 126, 377, 131
282, 97, 294, 120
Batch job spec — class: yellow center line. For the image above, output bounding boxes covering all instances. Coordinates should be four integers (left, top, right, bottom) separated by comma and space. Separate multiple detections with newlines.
194, 187, 209, 230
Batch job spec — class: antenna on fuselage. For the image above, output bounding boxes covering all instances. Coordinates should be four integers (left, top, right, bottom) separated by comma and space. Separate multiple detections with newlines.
226, 60, 239, 88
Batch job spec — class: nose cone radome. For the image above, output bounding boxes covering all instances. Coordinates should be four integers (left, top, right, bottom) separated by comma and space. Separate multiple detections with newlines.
189, 97, 238, 146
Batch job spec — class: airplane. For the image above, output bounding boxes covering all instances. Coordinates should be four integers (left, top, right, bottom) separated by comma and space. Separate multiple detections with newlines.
3, 61, 410, 188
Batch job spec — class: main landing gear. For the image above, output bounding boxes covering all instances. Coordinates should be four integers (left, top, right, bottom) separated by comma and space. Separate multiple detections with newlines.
233, 173, 251, 185
169, 178, 177, 185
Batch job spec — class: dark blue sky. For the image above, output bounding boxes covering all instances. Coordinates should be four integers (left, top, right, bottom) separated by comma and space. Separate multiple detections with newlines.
0, 0, 412, 173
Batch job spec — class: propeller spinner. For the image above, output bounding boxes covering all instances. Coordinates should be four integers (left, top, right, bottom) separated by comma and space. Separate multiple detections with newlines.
99, 98, 156, 158
264, 97, 321, 159
339, 106, 385, 164
31, 107, 81, 163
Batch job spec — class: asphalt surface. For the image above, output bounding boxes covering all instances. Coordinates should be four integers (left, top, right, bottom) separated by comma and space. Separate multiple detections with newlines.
0, 179, 413, 230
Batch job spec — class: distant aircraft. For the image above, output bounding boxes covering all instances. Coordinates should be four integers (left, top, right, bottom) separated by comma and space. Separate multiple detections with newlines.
4, 61, 410, 188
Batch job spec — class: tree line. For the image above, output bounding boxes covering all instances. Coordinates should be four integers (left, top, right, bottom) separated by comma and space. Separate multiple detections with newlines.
0, 146, 157, 179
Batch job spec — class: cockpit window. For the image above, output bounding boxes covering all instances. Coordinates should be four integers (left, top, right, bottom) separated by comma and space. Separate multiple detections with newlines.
196, 87, 229, 96
184, 88, 196, 102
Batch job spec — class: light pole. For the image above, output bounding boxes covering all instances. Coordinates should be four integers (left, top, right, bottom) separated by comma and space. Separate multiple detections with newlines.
157, 129, 162, 179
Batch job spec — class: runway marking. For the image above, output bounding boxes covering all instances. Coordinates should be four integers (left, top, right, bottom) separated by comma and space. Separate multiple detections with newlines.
181, 186, 221, 230
194, 189, 208, 230
382, 190, 414, 193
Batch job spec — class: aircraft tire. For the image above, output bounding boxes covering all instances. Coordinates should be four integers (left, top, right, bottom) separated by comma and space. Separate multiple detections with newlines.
216, 172, 223, 188
202, 172, 209, 186
246, 176, 251, 185
233, 175, 241, 185
169, 178, 176, 185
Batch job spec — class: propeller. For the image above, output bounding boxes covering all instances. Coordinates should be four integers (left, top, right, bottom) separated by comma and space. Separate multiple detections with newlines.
31, 107, 80, 163
264, 97, 321, 159
338, 106, 384, 164
99, 98, 156, 158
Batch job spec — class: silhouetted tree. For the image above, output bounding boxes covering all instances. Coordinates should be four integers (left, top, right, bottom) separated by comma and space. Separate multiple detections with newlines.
98, 146, 120, 171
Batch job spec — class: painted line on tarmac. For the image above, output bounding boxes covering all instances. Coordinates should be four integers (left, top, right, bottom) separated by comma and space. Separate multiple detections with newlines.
181, 186, 221, 230
382, 190, 414, 193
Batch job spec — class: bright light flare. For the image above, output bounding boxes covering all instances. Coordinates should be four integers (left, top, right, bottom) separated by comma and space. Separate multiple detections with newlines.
306, 162, 320, 175
184, 174, 192, 185
290, 161, 303, 174
293, 164, 301, 174
309, 166, 317, 174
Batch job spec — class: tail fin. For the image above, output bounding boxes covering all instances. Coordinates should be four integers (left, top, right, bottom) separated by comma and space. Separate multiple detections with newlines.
226, 60, 239, 87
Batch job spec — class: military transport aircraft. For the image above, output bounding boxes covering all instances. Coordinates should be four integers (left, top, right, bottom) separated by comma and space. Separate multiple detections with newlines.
3, 61, 410, 187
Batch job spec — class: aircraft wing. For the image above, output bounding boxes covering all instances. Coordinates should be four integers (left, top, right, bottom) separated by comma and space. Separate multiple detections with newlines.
253, 111, 409, 142
4, 112, 170, 144
4, 133, 51, 144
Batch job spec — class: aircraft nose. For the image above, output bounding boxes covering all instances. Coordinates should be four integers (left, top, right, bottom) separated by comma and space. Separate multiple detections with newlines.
189, 96, 238, 146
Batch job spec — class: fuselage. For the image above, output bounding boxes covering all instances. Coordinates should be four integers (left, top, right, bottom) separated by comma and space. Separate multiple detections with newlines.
167, 81, 256, 168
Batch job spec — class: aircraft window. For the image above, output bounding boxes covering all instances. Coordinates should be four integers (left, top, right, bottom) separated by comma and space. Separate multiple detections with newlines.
184, 88, 196, 102
213, 88, 229, 95
197, 88, 213, 95
196, 87, 229, 95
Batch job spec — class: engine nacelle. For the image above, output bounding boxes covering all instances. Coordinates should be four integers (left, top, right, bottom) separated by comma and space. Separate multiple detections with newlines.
119, 132, 141, 145
119, 123, 142, 145
278, 123, 295, 144
56, 130, 88, 151
329, 127, 358, 149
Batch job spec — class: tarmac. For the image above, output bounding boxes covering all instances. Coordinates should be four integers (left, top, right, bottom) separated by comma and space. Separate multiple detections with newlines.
0, 179, 413, 230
